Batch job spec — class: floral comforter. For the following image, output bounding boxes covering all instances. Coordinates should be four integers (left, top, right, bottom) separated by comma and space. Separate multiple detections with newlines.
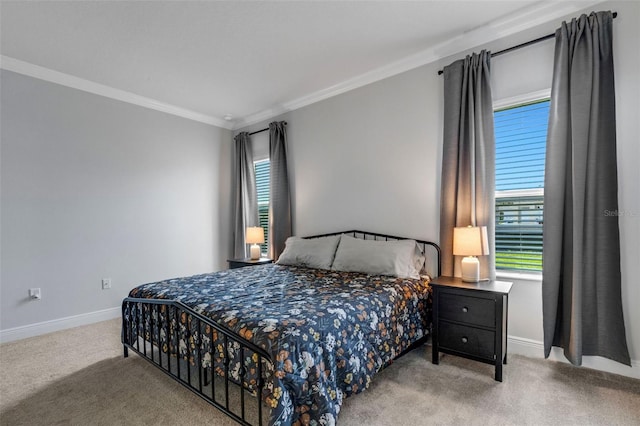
128, 264, 431, 425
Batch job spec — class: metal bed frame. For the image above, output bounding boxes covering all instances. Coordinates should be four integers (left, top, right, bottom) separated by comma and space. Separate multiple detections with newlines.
122, 230, 440, 426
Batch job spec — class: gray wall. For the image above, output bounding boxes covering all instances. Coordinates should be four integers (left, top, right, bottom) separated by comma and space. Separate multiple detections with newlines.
237, 0, 639, 374
1, 70, 232, 331
238, 64, 443, 275
1, 0, 636, 375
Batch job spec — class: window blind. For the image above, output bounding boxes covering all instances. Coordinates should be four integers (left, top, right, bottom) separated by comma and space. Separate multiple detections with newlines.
494, 100, 549, 271
254, 160, 270, 254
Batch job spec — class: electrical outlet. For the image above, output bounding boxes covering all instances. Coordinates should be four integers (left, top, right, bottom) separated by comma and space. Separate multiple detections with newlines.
29, 288, 42, 300
101, 278, 112, 290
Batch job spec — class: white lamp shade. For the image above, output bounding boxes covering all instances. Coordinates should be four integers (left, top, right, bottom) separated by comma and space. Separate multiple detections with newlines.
453, 226, 489, 256
246, 227, 264, 260
453, 225, 489, 282
245, 227, 265, 244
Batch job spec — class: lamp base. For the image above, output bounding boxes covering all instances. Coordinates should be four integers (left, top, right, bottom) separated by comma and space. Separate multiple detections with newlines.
461, 256, 480, 282
250, 244, 261, 260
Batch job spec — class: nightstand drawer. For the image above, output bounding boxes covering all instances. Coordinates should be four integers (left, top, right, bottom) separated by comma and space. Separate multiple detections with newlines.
431, 276, 512, 381
439, 292, 495, 327
438, 322, 495, 360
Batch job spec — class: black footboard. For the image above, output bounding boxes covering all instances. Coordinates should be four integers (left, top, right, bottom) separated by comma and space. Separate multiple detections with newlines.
122, 298, 272, 426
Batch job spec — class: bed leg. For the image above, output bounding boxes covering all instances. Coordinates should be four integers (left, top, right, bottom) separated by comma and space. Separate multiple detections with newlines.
123, 345, 129, 358
203, 368, 210, 386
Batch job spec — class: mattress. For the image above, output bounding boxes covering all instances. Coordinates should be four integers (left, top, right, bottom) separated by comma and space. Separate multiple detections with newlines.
128, 263, 432, 425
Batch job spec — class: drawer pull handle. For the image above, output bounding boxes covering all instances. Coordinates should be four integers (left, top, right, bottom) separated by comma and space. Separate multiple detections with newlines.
462, 307, 468, 313
461, 337, 468, 344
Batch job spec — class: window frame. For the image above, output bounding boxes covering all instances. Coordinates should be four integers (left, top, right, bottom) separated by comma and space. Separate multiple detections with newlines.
254, 158, 270, 256
493, 89, 550, 278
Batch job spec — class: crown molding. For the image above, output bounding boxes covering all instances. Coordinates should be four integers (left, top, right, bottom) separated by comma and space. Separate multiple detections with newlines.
0, 55, 234, 130
2, 1, 605, 133
236, 0, 605, 131
232, 105, 290, 130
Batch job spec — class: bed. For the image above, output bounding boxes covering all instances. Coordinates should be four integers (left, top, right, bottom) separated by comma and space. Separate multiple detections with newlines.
121, 230, 441, 425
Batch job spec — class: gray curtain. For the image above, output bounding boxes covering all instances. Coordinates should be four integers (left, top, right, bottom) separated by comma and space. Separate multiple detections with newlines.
268, 121, 292, 260
232, 132, 258, 258
439, 51, 495, 279
543, 11, 630, 366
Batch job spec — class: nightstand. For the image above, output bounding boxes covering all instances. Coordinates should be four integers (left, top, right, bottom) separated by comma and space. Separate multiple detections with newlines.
227, 257, 273, 269
431, 276, 513, 382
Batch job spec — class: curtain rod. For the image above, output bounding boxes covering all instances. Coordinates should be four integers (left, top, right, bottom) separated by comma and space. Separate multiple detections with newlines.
437, 11, 617, 75
248, 121, 288, 136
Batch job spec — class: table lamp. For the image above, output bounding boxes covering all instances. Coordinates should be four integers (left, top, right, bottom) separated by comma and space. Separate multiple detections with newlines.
453, 225, 489, 282
246, 226, 265, 260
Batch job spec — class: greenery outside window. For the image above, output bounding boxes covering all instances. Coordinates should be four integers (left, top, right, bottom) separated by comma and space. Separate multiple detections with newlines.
494, 99, 549, 272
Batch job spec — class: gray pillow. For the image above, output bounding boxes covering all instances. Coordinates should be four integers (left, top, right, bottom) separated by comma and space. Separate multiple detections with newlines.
331, 235, 421, 279
276, 235, 341, 270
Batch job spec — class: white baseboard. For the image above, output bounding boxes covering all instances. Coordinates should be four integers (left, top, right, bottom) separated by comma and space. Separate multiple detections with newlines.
0, 306, 121, 344
2, 313, 637, 380
508, 335, 639, 380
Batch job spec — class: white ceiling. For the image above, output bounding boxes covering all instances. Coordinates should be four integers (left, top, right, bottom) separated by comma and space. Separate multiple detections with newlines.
0, 1, 601, 129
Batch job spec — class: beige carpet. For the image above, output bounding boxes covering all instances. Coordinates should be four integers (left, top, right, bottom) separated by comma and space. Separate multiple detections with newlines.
1, 319, 639, 425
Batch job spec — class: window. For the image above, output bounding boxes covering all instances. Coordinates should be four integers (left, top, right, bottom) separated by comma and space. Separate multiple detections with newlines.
494, 99, 549, 272
254, 159, 270, 255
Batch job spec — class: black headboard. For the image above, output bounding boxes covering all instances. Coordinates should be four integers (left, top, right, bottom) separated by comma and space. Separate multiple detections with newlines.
305, 229, 441, 278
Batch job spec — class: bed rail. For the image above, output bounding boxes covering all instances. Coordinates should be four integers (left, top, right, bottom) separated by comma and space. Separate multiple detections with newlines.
122, 230, 441, 426
121, 298, 271, 426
